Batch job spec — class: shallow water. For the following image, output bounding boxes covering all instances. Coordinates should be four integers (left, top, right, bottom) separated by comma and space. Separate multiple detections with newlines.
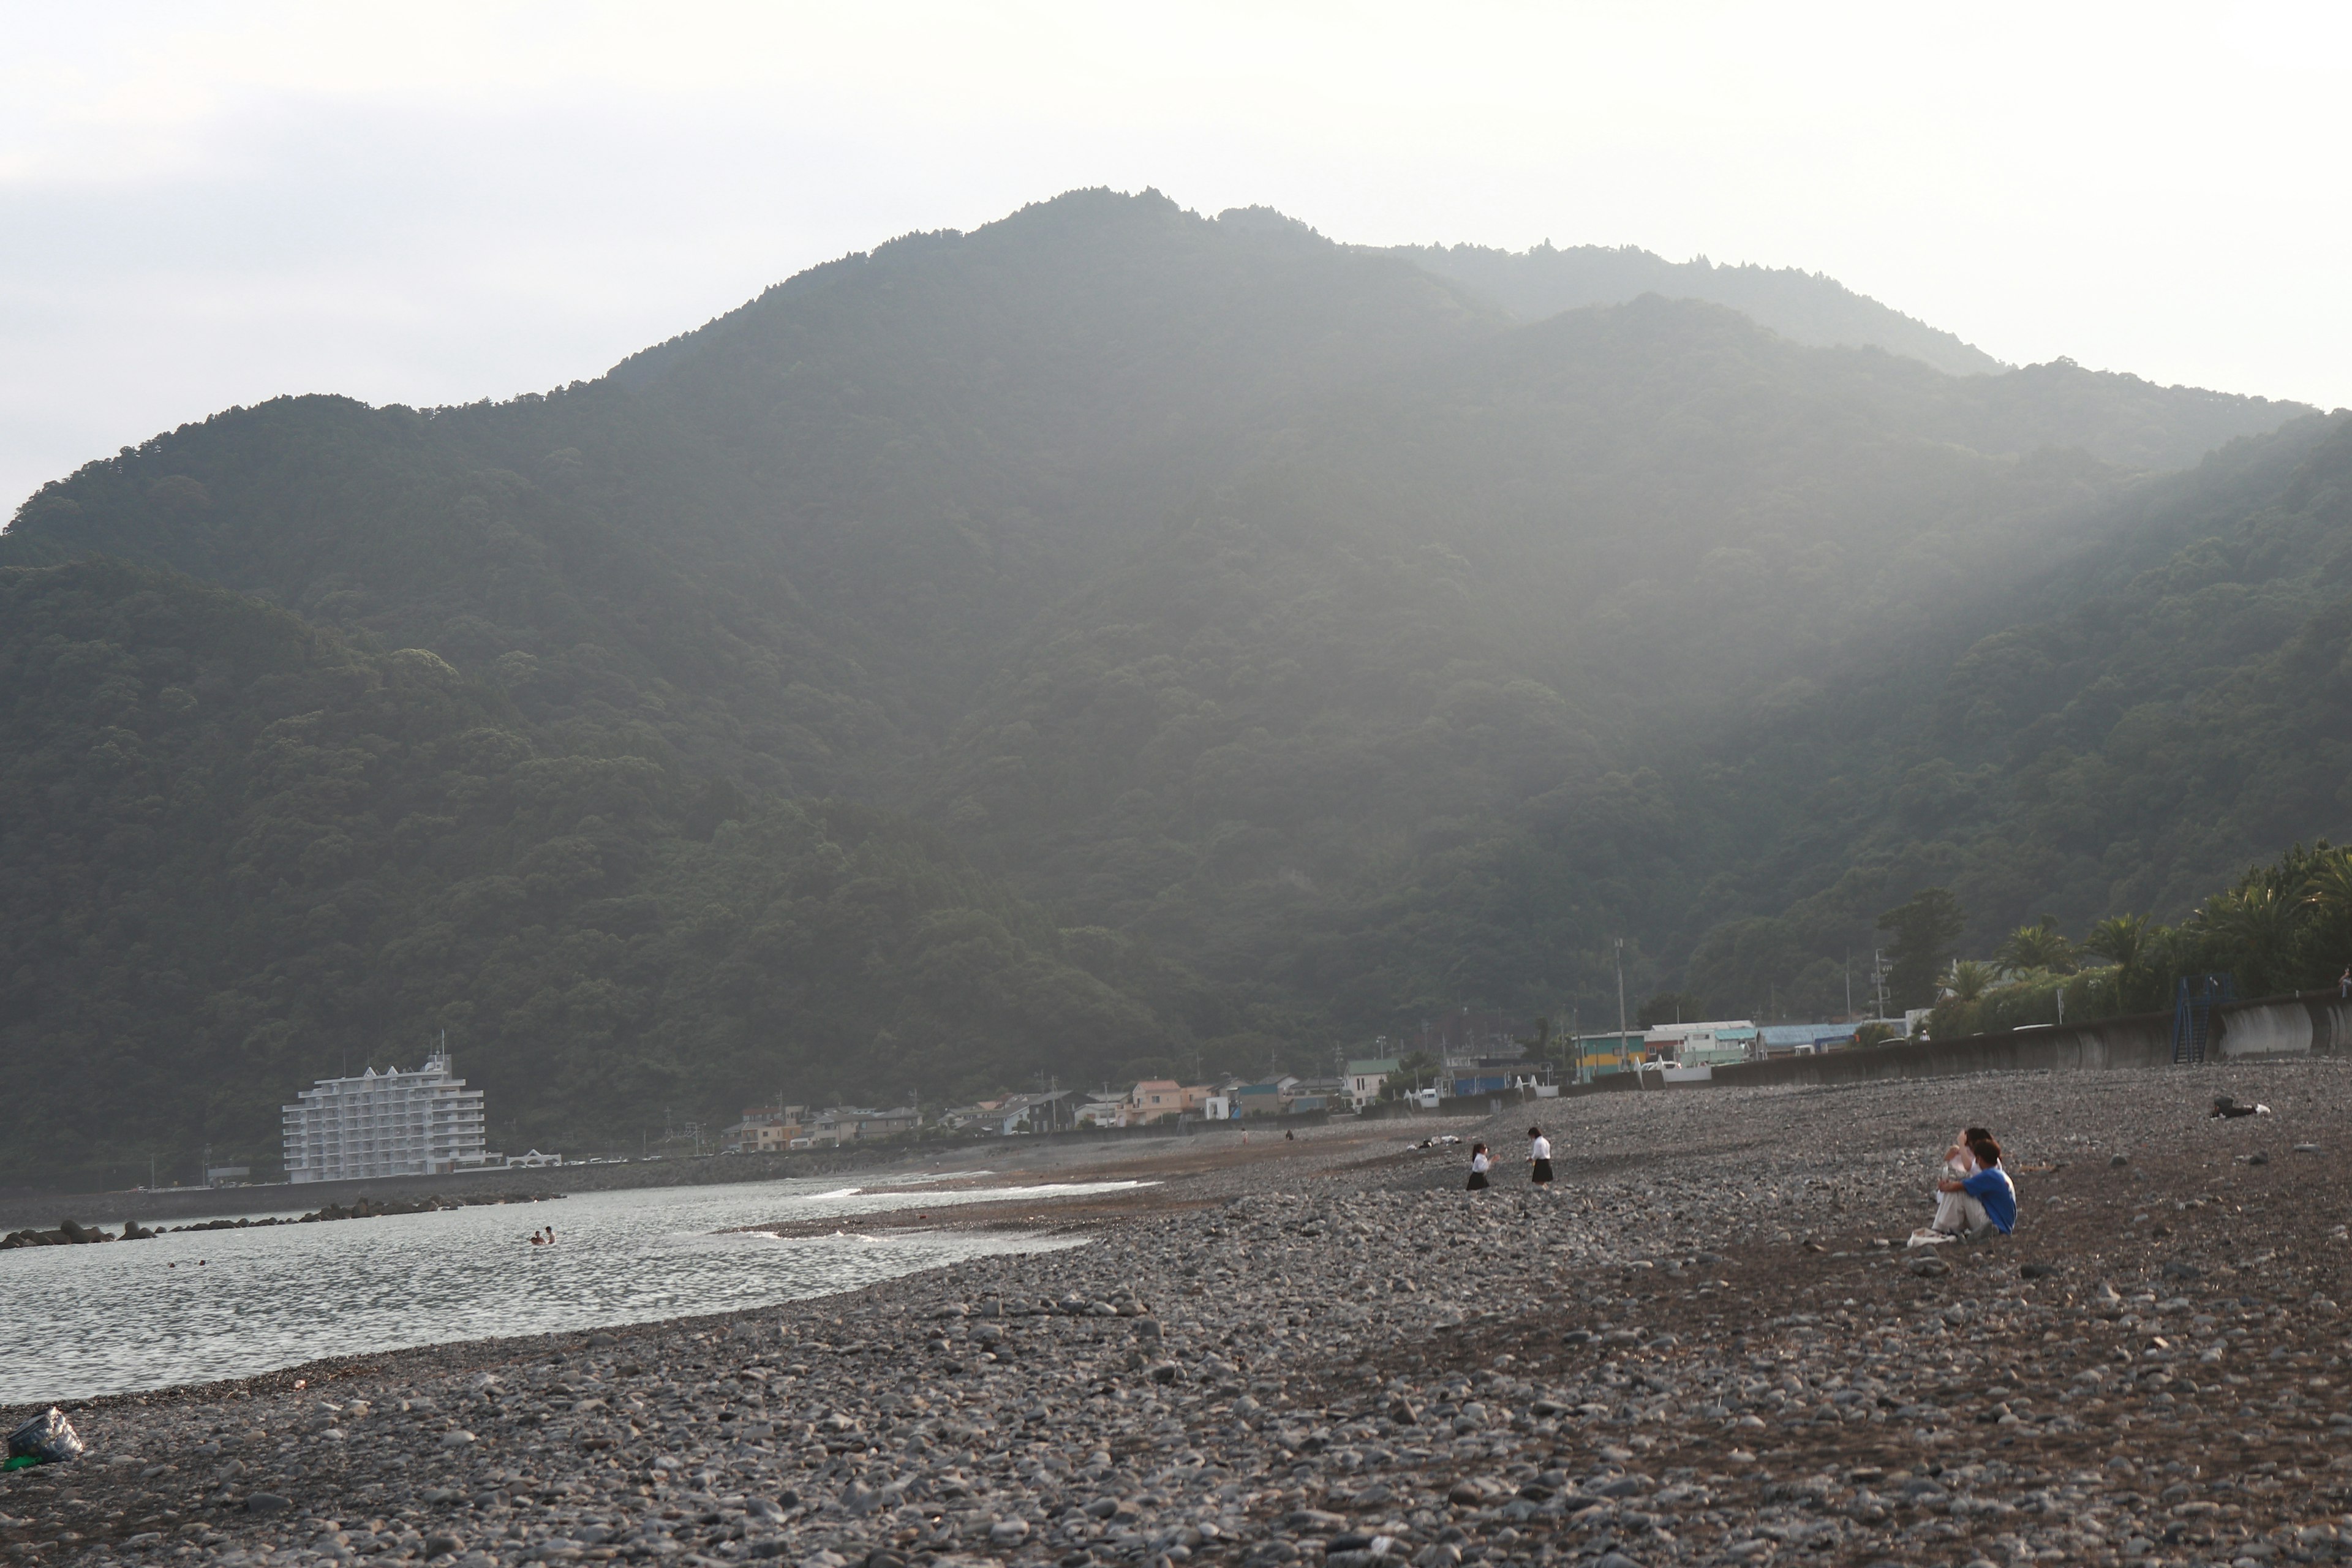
3, 1175, 1133, 1403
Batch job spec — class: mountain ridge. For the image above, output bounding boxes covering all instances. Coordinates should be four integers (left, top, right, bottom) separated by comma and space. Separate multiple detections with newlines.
1383, 238, 2007, 377
0, 187, 2337, 1183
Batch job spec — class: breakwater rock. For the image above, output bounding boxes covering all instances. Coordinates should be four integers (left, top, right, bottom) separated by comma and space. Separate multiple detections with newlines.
173, 1194, 565, 1235
9, 1062, 2352, 1567
2, 1194, 562, 1250
1, 1218, 151, 1250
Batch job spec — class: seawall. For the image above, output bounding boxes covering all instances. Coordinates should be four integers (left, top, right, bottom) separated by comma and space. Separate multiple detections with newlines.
1551, 988, 2352, 1098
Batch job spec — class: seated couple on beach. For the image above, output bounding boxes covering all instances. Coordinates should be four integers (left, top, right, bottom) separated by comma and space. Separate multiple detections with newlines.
1907, 1126, 2016, 1245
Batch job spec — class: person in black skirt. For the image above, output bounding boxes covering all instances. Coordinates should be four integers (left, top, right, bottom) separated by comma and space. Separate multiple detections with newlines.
1466, 1142, 1491, 1190
1528, 1125, 1554, 1186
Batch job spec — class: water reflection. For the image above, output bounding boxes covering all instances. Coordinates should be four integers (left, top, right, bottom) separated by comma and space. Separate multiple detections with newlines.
3, 1176, 1134, 1402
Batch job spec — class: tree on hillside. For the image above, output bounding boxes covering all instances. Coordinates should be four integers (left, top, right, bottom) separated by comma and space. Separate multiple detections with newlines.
1379, 1050, 1441, 1101
1877, 888, 1964, 1009
1514, 1016, 1575, 1082
1637, 991, 1700, 1028
2082, 913, 2163, 1011
2297, 847, 2352, 979
1995, 916, 2075, 975
2193, 881, 2302, 997
1946, 960, 1996, 1003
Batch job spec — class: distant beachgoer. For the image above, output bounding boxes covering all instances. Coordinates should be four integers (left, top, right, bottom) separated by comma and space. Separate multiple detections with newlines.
546, 1226, 556, 1245
2340, 965, 2350, 1000
1284, 1129, 1294, 1142
529, 1229, 546, 1245
1527, 1126, 1554, 1186
1467, 1143, 1491, 1192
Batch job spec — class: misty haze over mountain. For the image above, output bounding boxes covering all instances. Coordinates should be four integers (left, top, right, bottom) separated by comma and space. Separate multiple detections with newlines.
2, 187, 2343, 1185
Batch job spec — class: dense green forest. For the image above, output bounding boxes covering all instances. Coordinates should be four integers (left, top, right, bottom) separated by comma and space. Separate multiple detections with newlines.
0, 560, 1248, 1182
1674, 413, 2352, 1020
0, 187, 2340, 1185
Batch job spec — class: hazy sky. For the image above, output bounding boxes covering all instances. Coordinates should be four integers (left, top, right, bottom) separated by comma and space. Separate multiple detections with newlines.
6, 1, 2348, 513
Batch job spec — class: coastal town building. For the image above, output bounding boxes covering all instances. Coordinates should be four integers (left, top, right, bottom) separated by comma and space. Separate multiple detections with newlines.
1074, 1094, 1129, 1128
1643, 1021, 1757, 1067
1344, 1057, 1401, 1109
1438, 1059, 1553, 1098
280, 1051, 489, 1183
1126, 1080, 1213, 1121
937, 1099, 1006, 1132
808, 1106, 922, 1145
975, 1090, 1076, 1134
1231, 1076, 1302, 1116
1756, 1023, 1856, 1057
1574, 1031, 1648, 1076
720, 1105, 808, 1153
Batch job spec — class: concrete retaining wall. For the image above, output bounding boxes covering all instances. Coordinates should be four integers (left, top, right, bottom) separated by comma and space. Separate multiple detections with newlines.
2219, 1000, 2314, 1058
1626, 989, 2352, 1096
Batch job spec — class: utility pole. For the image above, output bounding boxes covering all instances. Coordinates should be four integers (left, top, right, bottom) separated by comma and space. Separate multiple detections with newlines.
1844, 950, 1853, 1023
1615, 938, 1629, 1076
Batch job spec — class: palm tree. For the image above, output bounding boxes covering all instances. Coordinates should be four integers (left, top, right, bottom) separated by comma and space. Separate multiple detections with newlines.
2197, 883, 2301, 996
1995, 918, 2075, 976
2082, 911, 2157, 1011
2302, 848, 2352, 919
1946, 960, 1996, 1003
2082, 913, 2150, 970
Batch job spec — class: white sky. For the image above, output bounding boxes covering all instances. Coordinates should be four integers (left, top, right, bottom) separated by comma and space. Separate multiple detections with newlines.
5, 1, 2348, 513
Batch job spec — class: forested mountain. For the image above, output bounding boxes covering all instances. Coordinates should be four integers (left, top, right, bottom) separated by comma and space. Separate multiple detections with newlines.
1384, 241, 2008, 377
2, 193, 1506, 802
0, 187, 2334, 1184
0, 560, 1205, 1184
1384, 241, 2306, 472
1673, 412, 2352, 1019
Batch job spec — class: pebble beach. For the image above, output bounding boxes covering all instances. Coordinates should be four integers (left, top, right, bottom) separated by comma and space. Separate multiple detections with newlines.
12, 1061, 2352, 1568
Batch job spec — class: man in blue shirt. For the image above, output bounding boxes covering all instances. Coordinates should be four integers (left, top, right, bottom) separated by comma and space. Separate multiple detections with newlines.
1936, 1137, 2016, 1238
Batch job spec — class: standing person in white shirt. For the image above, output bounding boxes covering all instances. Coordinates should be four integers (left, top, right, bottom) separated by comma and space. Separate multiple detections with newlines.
1527, 1125, 1555, 1188
1466, 1142, 1491, 1191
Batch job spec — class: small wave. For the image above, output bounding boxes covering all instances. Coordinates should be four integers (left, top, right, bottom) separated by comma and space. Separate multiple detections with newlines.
799, 1186, 862, 1200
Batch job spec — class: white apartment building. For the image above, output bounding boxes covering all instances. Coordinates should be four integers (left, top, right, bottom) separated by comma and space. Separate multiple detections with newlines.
281, 1051, 489, 1182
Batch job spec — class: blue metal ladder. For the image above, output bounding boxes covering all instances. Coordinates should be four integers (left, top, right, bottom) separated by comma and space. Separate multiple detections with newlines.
2173, 973, 2234, 1064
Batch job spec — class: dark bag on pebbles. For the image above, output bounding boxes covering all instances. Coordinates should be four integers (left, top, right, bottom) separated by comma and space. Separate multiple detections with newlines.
7, 1408, 85, 1465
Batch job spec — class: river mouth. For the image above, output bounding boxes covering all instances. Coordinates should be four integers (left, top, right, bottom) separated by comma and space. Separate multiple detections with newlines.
1, 1177, 1146, 1403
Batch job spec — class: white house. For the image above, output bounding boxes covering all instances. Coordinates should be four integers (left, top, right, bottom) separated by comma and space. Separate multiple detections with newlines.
1344, 1057, 1401, 1109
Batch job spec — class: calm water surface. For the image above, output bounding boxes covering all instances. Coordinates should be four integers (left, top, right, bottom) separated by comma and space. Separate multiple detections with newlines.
6, 1174, 1131, 1403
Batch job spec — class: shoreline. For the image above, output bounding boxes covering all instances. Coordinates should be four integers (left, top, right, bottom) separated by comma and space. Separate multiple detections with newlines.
9, 1065, 2352, 1568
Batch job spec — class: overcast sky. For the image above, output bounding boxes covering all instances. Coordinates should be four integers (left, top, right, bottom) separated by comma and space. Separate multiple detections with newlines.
6, 1, 2348, 513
